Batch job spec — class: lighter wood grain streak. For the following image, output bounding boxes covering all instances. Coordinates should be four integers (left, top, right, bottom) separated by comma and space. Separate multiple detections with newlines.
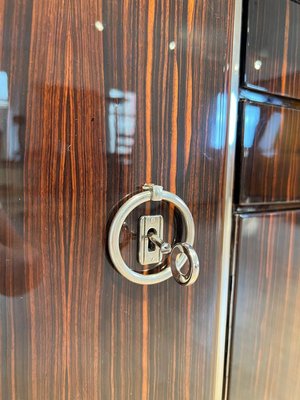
281, 2, 290, 94
184, 0, 195, 173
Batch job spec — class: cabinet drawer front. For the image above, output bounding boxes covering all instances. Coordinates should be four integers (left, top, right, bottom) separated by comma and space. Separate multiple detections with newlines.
244, 0, 300, 100
238, 101, 300, 205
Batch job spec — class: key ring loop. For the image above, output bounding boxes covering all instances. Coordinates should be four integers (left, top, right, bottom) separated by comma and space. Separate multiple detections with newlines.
108, 184, 195, 285
170, 243, 200, 286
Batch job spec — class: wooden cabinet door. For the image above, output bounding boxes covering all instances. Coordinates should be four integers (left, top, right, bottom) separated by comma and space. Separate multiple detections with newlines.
0, 1, 235, 398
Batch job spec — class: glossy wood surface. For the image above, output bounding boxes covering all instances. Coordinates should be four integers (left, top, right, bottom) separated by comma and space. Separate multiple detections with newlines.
244, 0, 300, 99
228, 211, 300, 400
0, 0, 235, 398
237, 101, 300, 205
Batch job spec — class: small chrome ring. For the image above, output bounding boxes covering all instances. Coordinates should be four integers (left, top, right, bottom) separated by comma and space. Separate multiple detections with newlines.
108, 187, 195, 285
170, 243, 200, 286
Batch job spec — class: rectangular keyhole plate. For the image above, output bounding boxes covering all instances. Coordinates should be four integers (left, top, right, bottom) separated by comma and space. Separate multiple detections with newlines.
139, 215, 163, 265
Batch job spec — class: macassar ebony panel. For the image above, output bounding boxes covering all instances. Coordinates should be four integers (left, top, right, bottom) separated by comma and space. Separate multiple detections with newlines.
228, 211, 300, 400
244, 0, 300, 100
237, 101, 300, 205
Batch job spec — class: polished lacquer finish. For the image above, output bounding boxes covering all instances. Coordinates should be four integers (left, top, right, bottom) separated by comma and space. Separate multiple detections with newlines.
243, 0, 300, 99
228, 211, 300, 400
237, 101, 300, 205
0, 0, 235, 398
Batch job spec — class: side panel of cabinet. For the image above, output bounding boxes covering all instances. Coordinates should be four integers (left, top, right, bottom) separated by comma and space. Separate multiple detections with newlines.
237, 101, 300, 205
228, 211, 300, 400
243, 0, 300, 99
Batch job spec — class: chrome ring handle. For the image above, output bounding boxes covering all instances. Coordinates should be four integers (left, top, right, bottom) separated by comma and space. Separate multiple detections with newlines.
108, 183, 197, 285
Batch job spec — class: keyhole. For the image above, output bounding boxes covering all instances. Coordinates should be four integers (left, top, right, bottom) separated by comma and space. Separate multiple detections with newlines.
147, 228, 157, 252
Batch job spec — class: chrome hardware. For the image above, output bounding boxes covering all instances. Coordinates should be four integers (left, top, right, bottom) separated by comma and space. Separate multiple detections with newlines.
148, 233, 172, 255
138, 215, 166, 265
170, 243, 199, 286
108, 183, 200, 286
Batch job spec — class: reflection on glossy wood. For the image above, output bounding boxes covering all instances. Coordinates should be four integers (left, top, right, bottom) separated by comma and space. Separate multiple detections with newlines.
228, 211, 300, 400
0, 0, 234, 399
244, 0, 300, 99
237, 101, 300, 205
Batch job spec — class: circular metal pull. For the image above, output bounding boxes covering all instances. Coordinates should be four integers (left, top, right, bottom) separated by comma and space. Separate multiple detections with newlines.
108, 183, 199, 286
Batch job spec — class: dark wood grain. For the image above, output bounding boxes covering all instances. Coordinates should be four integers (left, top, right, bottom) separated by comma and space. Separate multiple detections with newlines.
0, 0, 235, 399
228, 211, 300, 400
237, 101, 300, 205
244, 0, 300, 100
